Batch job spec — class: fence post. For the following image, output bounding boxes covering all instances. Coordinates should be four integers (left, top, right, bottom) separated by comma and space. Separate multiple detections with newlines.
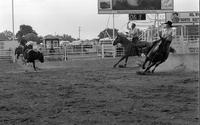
81, 44, 84, 57
64, 46, 67, 61
113, 46, 116, 58
102, 44, 104, 59
12, 49, 16, 63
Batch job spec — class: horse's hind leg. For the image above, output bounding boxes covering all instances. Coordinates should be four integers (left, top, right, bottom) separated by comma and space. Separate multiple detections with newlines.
124, 56, 129, 67
151, 61, 163, 73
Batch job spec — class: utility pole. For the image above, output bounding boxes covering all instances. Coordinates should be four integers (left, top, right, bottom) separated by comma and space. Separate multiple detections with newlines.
12, 0, 15, 40
112, 14, 115, 40
78, 26, 81, 40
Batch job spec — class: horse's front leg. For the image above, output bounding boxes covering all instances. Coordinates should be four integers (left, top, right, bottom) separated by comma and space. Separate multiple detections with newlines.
113, 55, 127, 68
142, 57, 149, 69
143, 62, 156, 74
32, 61, 36, 71
23, 59, 27, 65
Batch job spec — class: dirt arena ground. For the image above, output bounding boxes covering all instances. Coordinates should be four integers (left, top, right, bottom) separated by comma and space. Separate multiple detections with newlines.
0, 57, 199, 125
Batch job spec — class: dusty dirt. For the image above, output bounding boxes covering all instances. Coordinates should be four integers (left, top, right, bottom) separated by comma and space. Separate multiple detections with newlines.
0, 57, 199, 125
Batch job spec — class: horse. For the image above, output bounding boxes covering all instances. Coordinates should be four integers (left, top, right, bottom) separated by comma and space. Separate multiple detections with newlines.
112, 34, 152, 68
15, 44, 44, 71
15, 45, 24, 59
23, 49, 44, 71
140, 38, 175, 74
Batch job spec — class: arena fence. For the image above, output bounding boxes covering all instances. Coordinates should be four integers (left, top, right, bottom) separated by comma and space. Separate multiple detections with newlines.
101, 44, 125, 58
36, 35, 200, 61
65, 45, 102, 60
172, 35, 199, 54
0, 49, 15, 63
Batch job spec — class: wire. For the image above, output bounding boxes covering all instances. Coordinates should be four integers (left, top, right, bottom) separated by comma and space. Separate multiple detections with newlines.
106, 15, 111, 29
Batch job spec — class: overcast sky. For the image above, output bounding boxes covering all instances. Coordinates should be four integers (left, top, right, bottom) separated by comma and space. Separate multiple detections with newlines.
0, 0, 199, 39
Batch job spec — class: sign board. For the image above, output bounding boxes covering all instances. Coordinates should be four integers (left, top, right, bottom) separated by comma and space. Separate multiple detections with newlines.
129, 14, 146, 20
166, 12, 200, 24
98, 0, 174, 14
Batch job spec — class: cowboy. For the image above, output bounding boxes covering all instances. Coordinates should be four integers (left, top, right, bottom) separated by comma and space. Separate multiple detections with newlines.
148, 21, 175, 58
159, 21, 175, 42
127, 21, 141, 56
127, 21, 139, 44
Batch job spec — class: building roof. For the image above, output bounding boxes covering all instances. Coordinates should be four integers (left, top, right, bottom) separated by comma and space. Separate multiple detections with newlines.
43, 35, 60, 40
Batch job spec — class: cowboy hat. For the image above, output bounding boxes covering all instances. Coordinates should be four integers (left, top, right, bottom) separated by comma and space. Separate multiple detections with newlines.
164, 21, 173, 27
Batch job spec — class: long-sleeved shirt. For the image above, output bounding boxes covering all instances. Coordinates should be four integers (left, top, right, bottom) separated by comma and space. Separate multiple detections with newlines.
127, 23, 139, 38
159, 27, 175, 41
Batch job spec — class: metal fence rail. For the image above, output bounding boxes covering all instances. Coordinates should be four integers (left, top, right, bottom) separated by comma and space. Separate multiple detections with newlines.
0, 49, 15, 62
40, 35, 199, 61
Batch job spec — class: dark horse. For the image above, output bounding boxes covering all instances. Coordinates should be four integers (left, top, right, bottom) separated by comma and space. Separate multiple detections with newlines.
15, 45, 24, 59
112, 35, 176, 69
24, 49, 44, 71
15, 44, 44, 71
112, 35, 152, 68
140, 38, 175, 74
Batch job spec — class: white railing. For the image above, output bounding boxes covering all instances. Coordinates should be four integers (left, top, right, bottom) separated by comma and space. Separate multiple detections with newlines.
101, 44, 116, 58
39, 35, 199, 61
41, 45, 102, 61
101, 44, 125, 58
65, 45, 101, 60
172, 35, 199, 54
0, 49, 15, 63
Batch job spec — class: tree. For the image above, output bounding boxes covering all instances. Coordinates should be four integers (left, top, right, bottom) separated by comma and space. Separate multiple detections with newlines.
0, 30, 13, 40
24, 33, 38, 41
0, 33, 7, 41
53, 34, 76, 42
16, 24, 43, 45
61, 34, 76, 42
16, 24, 37, 41
98, 28, 118, 39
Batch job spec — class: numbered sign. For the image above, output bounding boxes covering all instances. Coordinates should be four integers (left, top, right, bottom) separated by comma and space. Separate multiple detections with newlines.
129, 14, 146, 20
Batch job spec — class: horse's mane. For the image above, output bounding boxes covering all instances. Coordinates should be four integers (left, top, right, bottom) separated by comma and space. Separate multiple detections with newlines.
118, 35, 131, 45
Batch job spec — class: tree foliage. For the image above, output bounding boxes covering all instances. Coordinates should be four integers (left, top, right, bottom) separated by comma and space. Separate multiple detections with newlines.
16, 24, 42, 44
0, 30, 13, 41
54, 34, 76, 42
16, 24, 38, 41
62, 34, 76, 42
98, 28, 118, 39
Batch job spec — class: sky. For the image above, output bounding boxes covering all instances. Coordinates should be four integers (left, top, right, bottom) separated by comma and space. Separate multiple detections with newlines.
0, 0, 199, 39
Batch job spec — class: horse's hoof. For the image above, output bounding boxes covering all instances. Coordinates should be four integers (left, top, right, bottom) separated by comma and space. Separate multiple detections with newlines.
136, 71, 146, 75
119, 65, 125, 68
113, 65, 117, 68
147, 70, 151, 73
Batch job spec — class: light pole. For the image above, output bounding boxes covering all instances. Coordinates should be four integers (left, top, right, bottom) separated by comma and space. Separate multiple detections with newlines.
12, 0, 15, 40
78, 26, 81, 40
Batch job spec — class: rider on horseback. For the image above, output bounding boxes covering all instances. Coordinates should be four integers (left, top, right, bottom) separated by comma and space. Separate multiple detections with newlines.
127, 21, 140, 55
127, 21, 139, 44
147, 21, 175, 58
140, 21, 176, 74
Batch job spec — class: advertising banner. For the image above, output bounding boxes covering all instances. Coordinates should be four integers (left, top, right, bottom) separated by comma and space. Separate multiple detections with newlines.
166, 12, 200, 24
98, 0, 173, 14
